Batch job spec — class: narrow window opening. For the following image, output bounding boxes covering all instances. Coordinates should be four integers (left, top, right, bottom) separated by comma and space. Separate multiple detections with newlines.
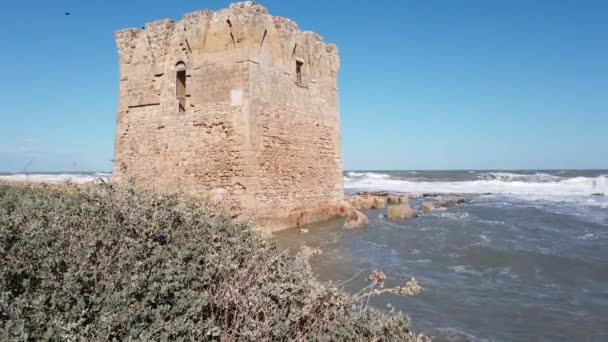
296, 60, 303, 85
176, 62, 186, 112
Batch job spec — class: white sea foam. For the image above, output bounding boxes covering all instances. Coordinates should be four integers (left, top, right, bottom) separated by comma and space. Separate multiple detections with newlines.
434, 212, 471, 220
0, 172, 110, 184
344, 172, 608, 201
345, 171, 391, 180
478, 234, 492, 244
577, 233, 596, 240
480, 172, 563, 183
449, 265, 482, 276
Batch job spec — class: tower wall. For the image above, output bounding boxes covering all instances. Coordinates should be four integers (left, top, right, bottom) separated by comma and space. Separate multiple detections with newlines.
113, 2, 344, 230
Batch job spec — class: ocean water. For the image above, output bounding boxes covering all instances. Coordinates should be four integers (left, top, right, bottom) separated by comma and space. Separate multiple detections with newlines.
2, 170, 607, 340
275, 170, 608, 341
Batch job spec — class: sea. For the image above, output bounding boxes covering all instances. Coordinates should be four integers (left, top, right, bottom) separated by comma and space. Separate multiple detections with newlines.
2, 170, 607, 341
275, 170, 608, 341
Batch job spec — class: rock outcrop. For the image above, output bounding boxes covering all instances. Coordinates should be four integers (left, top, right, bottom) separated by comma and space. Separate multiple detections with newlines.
386, 194, 400, 205
343, 210, 369, 230
420, 202, 435, 213
386, 204, 417, 220
347, 194, 387, 210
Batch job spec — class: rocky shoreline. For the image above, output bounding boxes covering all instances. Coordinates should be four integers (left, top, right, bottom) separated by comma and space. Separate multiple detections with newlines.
342, 191, 473, 230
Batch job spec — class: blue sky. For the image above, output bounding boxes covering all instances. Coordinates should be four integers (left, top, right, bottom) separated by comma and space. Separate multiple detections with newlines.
0, 0, 607, 172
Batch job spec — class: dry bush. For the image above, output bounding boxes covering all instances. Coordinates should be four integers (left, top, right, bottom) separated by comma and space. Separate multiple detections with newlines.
0, 182, 425, 341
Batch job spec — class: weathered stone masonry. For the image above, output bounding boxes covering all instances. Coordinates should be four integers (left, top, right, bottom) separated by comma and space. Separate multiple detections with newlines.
113, 2, 345, 231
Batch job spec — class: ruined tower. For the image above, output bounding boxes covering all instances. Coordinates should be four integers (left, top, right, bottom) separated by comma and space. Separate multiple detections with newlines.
113, 2, 344, 230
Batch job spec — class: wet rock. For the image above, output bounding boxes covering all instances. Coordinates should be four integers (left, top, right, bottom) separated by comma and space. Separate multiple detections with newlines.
356, 195, 376, 210
343, 209, 369, 230
591, 193, 604, 196
420, 202, 435, 213
386, 204, 417, 220
401, 193, 422, 201
345, 195, 364, 210
371, 195, 387, 209
422, 193, 441, 198
348, 193, 415, 209
360, 191, 391, 197
348, 194, 387, 210
387, 194, 400, 205
437, 196, 469, 208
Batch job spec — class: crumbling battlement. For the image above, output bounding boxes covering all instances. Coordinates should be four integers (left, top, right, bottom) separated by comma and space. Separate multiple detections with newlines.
113, 2, 344, 231
115, 2, 339, 89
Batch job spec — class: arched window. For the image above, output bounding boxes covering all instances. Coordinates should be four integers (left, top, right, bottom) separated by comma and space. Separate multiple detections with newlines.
176, 62, 186, 112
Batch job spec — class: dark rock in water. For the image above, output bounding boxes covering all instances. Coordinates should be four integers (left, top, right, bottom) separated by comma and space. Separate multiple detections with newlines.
436, 196, 470, 208
591, 193, 604, 196
356, 191, 392, 197
422, 193, 441, 198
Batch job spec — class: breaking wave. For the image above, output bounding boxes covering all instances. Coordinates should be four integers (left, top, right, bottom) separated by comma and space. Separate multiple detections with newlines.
345, 171, 391, 179
0, 172, 111, 184
344, 171, 608, 198
479, 172, 563, 183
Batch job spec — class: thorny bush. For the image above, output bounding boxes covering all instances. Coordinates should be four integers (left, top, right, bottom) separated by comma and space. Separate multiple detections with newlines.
0, 182, 426, 341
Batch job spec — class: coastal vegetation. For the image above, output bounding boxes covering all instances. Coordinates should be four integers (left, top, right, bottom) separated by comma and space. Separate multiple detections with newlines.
0, 182, 424, 341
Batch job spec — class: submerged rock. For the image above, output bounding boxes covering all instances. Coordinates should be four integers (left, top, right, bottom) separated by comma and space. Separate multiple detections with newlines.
343, 209, 369, 230
386, 204, 417, 220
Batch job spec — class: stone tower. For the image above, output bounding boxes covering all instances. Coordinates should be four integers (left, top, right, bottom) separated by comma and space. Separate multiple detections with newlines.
113, 2, 344, 231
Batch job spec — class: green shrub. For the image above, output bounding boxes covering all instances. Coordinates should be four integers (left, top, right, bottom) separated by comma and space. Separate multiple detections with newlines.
0, 182, 424, 341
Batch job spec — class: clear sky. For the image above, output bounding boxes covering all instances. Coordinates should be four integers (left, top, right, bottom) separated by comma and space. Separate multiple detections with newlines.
0, 0, 607, 172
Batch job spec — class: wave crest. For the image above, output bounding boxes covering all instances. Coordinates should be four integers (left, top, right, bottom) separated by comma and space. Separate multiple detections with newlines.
344, 172, 608, 199
0, 173, 110, 184
479, 172, 563, 183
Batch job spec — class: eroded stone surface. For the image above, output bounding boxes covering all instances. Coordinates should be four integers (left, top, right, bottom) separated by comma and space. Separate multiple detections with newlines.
113, 2, 342, 231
